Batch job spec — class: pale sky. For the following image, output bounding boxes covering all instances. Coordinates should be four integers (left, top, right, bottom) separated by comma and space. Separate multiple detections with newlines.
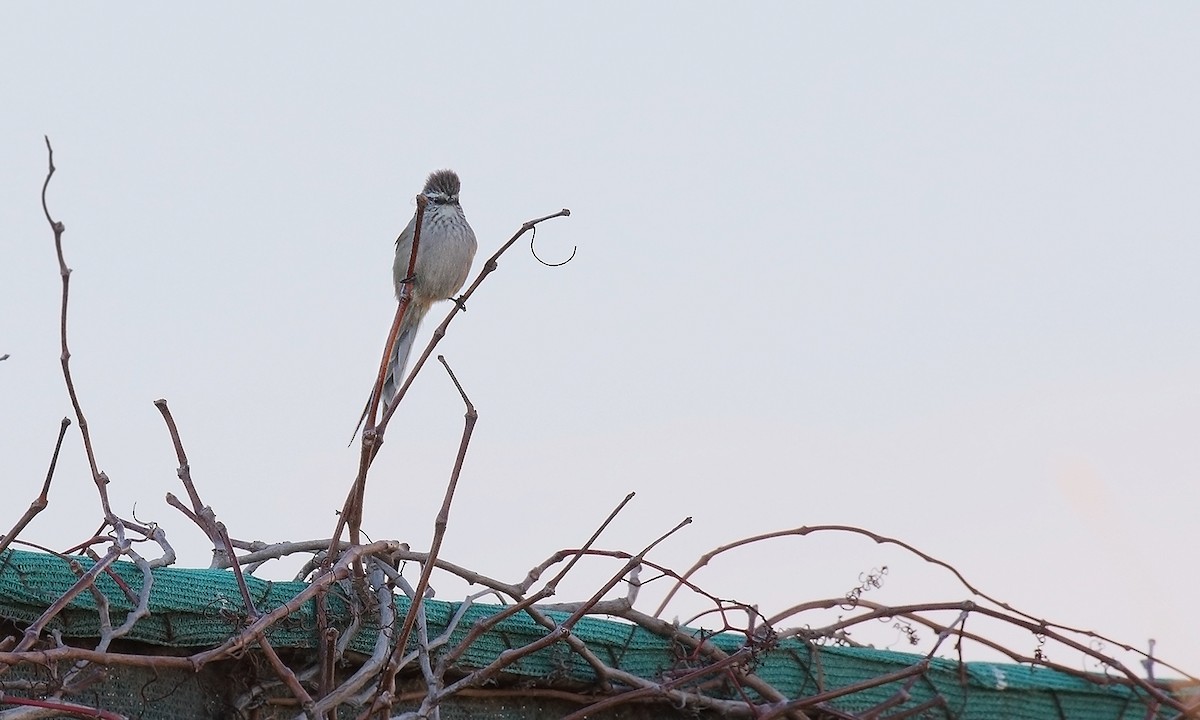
3, 4, 1198, 677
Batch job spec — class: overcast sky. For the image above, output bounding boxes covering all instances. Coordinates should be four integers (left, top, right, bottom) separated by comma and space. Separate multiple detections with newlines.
3, 4, 1198, 676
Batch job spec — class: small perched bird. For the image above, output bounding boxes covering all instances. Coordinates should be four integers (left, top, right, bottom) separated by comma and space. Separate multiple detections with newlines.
380, 169, 478, 413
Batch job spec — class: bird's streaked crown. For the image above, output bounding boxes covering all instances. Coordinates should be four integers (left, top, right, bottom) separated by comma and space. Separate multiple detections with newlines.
423, 170, 462, 203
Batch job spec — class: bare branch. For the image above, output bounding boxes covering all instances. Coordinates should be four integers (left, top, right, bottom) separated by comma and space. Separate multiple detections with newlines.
0, 694, 128, 720
0, 418, 70, 555
40, 138, 110, 520
11, 544, 124, 653
188, 540, 399, 669
153, 399, 230, 566
366, 355, 480, 714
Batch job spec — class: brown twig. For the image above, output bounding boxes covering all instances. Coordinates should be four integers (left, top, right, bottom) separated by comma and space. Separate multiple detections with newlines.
621, 606, 801, 711
40, 137, 111, 521
558, 648, 754, 720
216, 521, 259, 624
334, 193, 430, 567
0, 646, 194, 669
759, 662, 930, 720
11, 544, 124, 653
0, 693, 128, 720
436, 517, 691, 701
306, 560, 399, 716
154, 398, 313, 708
393, 355, 476, 647
434, 494, 638, 674
367, 355, 479, 715
153, 407, 316, 713
38, 138, 170, 572
854, 609, 971, 720
99, 544, 153, 648
774, 600, 976, 639
775, 596, 1184, 711
430, 493, 639, 694
654, 525, 989, 618
153, 400, 202, 511
318, 626, 338, 703
256, 632, 315, 716
0, 417, 70, 555
238, 540, 522, 596
784, 598, 1078, 676
51, 546, 154, 697
319, 199, 432, 691
188, 540, 398, 668
153, 399, 233, 567
653, 522, 1184, 682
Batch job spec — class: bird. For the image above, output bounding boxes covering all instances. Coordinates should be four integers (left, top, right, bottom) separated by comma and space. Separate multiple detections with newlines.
379, 169, 478, 415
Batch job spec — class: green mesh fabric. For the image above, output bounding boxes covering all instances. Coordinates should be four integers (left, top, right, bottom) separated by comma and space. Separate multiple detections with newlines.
0, 548, 1175, 719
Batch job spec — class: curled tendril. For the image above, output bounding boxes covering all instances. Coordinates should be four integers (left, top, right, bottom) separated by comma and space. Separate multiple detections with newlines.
529, 225, 577, 267
1033, 632, 1048, 664
842, 566, 889, 610
892, 619, 920, 646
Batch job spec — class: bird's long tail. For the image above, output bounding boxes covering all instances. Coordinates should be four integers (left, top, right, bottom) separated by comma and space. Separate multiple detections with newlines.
380, 313, 423, 416
350, 307, 427, 443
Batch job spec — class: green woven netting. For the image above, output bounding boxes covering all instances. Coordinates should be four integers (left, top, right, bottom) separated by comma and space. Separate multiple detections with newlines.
0, 548, 1176, 719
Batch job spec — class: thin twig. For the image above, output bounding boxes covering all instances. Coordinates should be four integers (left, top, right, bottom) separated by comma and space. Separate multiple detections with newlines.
0, 646, 194, 669
257, 632, 315, 717
40, 137, 110, 520
0, 694, 128, 720
100, 546, 153, 648
557, 648, 754, 720
759, 662, 930, 720
332, 193, 431, 578
188, 540, 398, 668
305, 562, 399, 718
38, 138, 167, 571
776, 596, 1184, 710
0, 418, 70, 555
436, 517, 691, 701
654, 522, 1183, 682
151, 409, 316, 714
368, 355, 479, 714
11, 545, 124, 653
434, 493, 639, 677
154, 401, 308, 703
153, 399, 231, 566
